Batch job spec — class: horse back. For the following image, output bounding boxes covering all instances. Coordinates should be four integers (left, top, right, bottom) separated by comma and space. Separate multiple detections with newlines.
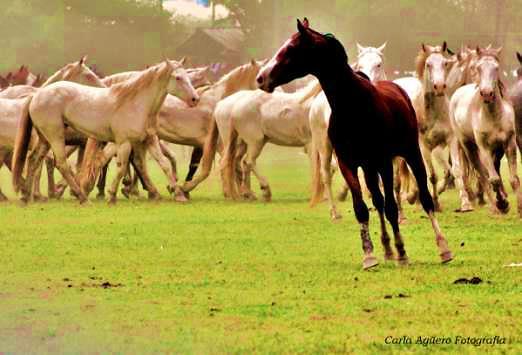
375, 81, 418, 133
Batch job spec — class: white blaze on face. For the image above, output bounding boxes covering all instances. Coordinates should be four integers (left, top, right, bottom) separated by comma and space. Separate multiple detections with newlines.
257, 38, 293, 90
357, 50, 385, 83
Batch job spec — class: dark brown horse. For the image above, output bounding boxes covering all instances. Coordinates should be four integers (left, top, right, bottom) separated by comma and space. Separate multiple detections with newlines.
256, 18, 452, 269
509, 52, 522, 159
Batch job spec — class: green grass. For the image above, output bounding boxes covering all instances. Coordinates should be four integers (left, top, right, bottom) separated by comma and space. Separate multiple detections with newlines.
0, 145, 521, 354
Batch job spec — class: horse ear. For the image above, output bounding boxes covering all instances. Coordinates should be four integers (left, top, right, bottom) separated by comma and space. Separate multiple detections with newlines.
377, 42, 386, 53
421, 43, 427, 52
297, 19, 308, 35
250, 58, 258, 67
495, 46, 503, 55
442, 41, 447, 52
79, 55, 88, 65
517, 52, 522, 65
179, 57, 187, 66
303, 18, 310, 28
356, 43, 364, 53
476, 46, 482, 56
447, 47, 454, 56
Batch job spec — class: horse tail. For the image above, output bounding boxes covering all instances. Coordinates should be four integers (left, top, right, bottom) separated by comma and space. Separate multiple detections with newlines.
78, 138, 105, 195
12, 95, 33, 193
309, 142, 324, 207
182, 117, 220, 193
221, 125, 239, 199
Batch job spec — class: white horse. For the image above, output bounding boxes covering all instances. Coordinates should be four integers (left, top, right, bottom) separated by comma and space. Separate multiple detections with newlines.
393, 42, 455, 211
0, 58, 105, 201
218, 79, 322, 200
12, 60, 199, 204
308, 44, 387, 221
450, 46, 522, 216
86, 60, 263, 198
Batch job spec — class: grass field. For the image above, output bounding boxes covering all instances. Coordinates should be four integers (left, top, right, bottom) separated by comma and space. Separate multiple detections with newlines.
0, 145, 521, 354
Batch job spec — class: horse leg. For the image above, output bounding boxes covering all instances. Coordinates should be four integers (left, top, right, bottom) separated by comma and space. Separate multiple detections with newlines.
421, 144, 441, 211
185, 146, 203, 183
393, 158, 408, 223
406, 148, 453, 263
46, 138, 87, 203
96, 163, 108, 200
478, 146, 509, 214
22, 139, 50, 203
32, 158, 47, 202
493, 148, 507, 198
244, 141, 271, 202
379, 162, 409, 264
159, 141, 178, 177
505, 137, 522, 217
363, 169, 394, 261
0, 151, 9, 201
147, 135, 185, 202
107, 142, 132, 204
131, 143, 161, 200
321, 142, 341, 220
433, 145, 453, 195
337, 161, 377, 269
450, 138, 473, 212
236, 141, 250, 198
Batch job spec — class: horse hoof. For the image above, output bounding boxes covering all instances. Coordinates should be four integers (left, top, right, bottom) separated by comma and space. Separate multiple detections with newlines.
397, 256, 409, 266
33, 195, 48, 203
384, 253, 395, 262
96, 193, 105, 201
362, 255, 379, 270
330, 213, 342, 223
174, 192, 189, 203
440, 251, 453, 263
107, 196, 117, 205
262, 195, 272, 202
148, 192, 161, 201
455, 205, 474, 213
497, 200, 509, 214
121, 188, 131, 199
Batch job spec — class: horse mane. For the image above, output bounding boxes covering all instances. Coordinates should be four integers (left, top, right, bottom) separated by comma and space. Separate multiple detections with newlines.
415, 46, 444, 78
41, 66, 68, 87
296, 79, 322, 103
219, 62, 257, 97
102, 72, 137, 86
110, 63, 169, 108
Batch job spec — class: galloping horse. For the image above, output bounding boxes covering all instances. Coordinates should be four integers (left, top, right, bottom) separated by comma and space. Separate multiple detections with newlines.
450, 46, 522, 216
256, 18, 452, 269
13, 60, 198, 204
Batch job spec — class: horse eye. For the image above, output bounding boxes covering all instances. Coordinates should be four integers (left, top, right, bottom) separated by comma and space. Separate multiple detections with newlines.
176, 76, 181, 81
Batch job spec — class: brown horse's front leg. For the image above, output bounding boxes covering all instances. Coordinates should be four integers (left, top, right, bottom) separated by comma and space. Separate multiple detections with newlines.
337, 160, 378, 270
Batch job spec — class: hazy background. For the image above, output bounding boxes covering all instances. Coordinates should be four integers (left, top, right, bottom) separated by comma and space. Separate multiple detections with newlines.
1, 0, 521, 78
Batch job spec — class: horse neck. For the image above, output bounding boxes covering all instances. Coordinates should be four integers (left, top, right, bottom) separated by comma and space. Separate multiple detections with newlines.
114, 69, 169, 115
315, 63, 363, 114
41, 69, 66, 87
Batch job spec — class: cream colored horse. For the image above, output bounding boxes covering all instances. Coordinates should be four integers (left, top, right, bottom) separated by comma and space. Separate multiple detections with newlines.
219, 79, 322, 201
393, 43, 455, 211
0, 58, 104, 201
450, 46, 522, 217
86, 60, 263, 199
13, 60, 198, 204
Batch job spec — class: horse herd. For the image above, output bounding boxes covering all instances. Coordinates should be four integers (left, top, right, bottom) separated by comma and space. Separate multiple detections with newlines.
1, 18, 522, 268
